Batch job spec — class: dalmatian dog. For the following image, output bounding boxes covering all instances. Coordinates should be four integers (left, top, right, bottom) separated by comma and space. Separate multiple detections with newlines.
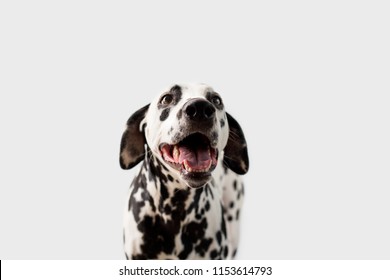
119, 83, 248, 259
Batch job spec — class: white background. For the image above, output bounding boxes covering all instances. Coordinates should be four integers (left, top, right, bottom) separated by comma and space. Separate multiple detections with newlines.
0, 0, 389, 259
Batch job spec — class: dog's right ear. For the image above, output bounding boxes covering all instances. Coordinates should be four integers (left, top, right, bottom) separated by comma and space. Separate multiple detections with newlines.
119, 104, 150, 169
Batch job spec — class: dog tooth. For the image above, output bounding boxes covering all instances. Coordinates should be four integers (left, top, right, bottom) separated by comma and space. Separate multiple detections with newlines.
173, 145, 179, 162
184, 161, 192, 172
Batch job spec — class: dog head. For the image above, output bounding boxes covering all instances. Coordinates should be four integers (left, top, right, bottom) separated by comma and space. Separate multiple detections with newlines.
120, 83, 249, 188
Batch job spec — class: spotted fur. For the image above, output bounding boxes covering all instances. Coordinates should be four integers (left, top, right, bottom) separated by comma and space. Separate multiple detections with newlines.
120, 83, 248, 259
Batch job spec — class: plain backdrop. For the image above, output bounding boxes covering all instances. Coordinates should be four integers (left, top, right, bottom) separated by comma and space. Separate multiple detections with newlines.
1, 0, 389, 259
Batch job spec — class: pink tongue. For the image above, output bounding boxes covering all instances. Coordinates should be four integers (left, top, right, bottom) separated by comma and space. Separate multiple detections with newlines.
178, 146, 211, 169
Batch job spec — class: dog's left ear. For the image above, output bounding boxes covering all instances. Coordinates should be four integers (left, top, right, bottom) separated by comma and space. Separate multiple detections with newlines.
223, 113, 249, 174
119, 104, 150, 170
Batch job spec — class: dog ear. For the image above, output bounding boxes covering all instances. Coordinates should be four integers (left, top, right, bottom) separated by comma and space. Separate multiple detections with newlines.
223, 113, 249, 174
119, 104, 150, 169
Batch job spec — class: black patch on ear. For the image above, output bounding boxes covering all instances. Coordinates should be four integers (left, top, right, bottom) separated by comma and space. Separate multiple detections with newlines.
119, 104, 150, 169
223, 113, 249, 174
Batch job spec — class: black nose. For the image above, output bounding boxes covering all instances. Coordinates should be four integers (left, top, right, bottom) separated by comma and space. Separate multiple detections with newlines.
184, 99, 216, 122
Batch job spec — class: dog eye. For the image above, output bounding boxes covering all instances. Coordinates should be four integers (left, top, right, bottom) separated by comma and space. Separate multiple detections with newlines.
160, 94, 173, 105
211, 96, 222, 106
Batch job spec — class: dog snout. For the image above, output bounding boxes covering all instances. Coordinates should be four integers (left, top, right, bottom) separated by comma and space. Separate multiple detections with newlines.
184, 99, 216, 122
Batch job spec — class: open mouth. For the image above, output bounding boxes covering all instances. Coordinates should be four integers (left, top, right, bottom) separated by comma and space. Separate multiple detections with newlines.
160, 133, 218, 176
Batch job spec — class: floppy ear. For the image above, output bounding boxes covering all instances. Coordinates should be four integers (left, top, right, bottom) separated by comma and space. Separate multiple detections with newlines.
223, 113, 249, 174
119, 104, 150, 169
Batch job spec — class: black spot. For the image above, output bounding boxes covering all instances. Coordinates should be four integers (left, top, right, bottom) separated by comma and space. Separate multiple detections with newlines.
233, 180, 237, 190
233, 249, 237, 258
128, 172, 148, 222
205, 184, 214, 199
170, 85, 183, 102
149, 158, 168, 183
221, 209, 227, 237
195, 238, 212, 257
220, 118, 225, 128
160, 108, 170, 121
164, 204, 172, 214
188, 188, 203, 215
137, 215, 152, 232
167, 174, 174, 182
229, 201, 235, 208
205, 201, 210, 211
236, 209, 240, 220
141, 188, 156, 211
177, 109, 183, 119
161, 163, 169, 172
211, 131, 218, 144
178, 246, 191, 260
136, 214, 178, 259
216, 231, 222, 245
210, 249, 219, 259
179, 219, 207, 259
227, 215, 233, 222
160, 183, 169, 201
223, 246, 229, 258
189, 219, 207, 241
171, 189, 191, 221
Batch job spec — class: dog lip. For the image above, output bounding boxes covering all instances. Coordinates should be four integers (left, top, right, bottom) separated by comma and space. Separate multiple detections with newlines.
159, 132, 216, 155
171, 129, 218, 147
181, 171, 213, 188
